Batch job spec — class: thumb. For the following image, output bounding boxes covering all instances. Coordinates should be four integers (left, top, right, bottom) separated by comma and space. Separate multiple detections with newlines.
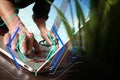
33, 39, 42, 52
3, 33, 11, 46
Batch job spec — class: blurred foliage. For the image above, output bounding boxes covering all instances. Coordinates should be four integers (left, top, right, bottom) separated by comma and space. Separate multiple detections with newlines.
84, 0, 120, 69
48, 0, 120, 69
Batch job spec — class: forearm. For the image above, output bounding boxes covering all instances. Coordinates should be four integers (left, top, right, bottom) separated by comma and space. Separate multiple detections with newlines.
33, 18, 46, 33
32, 0, 54, 31
0, 0, 25, 33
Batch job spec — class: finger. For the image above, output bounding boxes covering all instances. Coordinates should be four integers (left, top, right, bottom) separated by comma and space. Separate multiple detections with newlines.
3, 33, 11, 46
33, 39, 42, 52
26, 32, 34, 54
50, 33, 59, 49
19, 33, 27, 54
41, 33, 52, 46
56, 44, 59, 50
11, 33, 19, 50
50, 33, 56, 38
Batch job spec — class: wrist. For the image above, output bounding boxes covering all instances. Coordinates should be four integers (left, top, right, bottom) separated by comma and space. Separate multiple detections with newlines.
34, 18, 46, 30
8, 20, 20, 33
9, 20, 26, 35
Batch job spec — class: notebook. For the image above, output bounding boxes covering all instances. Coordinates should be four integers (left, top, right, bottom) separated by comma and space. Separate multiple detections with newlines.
0, 36, 65, 73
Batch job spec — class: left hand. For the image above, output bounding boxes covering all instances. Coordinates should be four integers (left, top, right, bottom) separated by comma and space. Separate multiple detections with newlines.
40, 28, 59, 49
34, 18, 59, 49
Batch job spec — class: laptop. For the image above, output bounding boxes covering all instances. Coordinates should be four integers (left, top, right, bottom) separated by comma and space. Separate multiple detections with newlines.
0, 0, 69, 73
0, 35, 67, 73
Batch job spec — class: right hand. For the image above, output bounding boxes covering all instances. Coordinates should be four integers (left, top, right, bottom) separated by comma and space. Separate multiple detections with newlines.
3, 26, 42, 55
0, 0, 41, 55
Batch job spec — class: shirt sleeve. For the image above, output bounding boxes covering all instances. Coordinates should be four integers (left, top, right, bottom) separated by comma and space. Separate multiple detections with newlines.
32, 0, 54, 20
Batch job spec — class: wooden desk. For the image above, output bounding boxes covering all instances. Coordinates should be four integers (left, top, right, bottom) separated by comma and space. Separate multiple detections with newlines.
0, 51, 51, 80
0, 44, 76, 80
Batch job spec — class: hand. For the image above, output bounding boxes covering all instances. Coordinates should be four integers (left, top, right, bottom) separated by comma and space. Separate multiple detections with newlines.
3, 26, 42, 55
0, 0, 41, 57
33, 18, 59, 49
40, 28, 59, 49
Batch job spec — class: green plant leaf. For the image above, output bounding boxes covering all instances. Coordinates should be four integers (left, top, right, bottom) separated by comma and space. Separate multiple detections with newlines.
107, 0, 118, 5
47, 0, 75, 46
74, 0, 87, 53
69, 0, 74, 27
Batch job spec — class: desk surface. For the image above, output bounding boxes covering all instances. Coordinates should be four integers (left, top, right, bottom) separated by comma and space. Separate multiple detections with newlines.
1, 50, 117, 80
0, 35, 75, 80
0, 36, 117, 80
0, 47, 80, 80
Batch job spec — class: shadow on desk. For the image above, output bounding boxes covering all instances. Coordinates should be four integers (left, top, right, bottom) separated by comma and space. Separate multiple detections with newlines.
0, 50, 119, 80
